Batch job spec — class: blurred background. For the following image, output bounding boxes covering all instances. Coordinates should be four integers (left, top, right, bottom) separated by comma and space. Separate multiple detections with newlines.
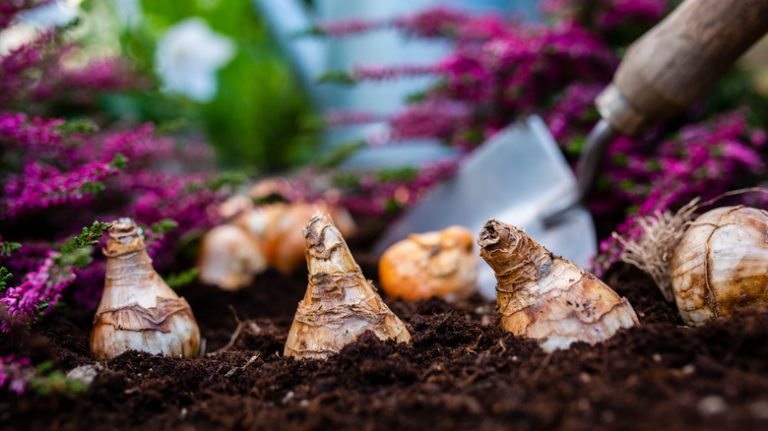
0, 0, 542, 172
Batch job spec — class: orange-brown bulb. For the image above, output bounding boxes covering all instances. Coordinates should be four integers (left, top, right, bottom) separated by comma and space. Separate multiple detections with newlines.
379, 226, 478, 302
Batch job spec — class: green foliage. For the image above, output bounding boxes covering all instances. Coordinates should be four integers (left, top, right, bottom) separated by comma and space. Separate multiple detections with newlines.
0, 241, 21, 256
56, 118, 100, 136
149, 219, 178, 236
93, 0, 317, 171
0, 267, 12, 292
60, 221, 112, 255
205, 171, 249, 191
376, 167, 419, 183
79, 181, 106, 195
0, 242, 20, 293
331, 172, 361, 189
108, 154, 127, 170
165, 268, 198, 290
28, 362, 87, 396
58, 221, 112, 268
316, 70, 356, 85
316, 140, 366, 168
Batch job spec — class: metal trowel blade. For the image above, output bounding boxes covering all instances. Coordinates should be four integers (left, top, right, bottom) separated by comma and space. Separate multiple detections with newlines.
373, 116, 596, 299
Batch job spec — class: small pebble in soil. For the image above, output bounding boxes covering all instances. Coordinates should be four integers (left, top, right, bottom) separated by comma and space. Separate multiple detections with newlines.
750, 401, 768, 419
66, 363, 102, 387
698, 395, 728, 416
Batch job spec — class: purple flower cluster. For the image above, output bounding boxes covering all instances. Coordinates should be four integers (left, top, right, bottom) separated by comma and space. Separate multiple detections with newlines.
541, 0, 668, 38
31, 57, 138, 107
0, 251, 75, 332
544, 83, 602, 144
349, 63, 442, 82
3, 160, 117, 218
313, 6, 509, 40
326, 19, 616, 147
594, 111, 766, 273
0, 13, 222, 331
0, 33, 138, 113
0, 32, 55, 108
337, 159, 459, 216
0, 355, 34, 395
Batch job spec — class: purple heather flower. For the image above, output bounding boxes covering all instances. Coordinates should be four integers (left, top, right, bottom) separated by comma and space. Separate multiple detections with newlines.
311, 18, 384, 37
0, 355, 35, 395
388, 100, 470, 142
594, 111, 766, 274
324, 109, 383, 127
349, 63, 442, 82
2, 160, 117, 218
0, 251, 76, 332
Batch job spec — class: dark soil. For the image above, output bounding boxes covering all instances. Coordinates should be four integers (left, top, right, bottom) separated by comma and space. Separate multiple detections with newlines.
3, 263, 768, 431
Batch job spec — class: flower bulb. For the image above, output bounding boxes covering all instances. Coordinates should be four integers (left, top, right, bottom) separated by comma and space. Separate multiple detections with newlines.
379, 226, 477, 302
479, 220, 638, 352
284, 213, 410, 359
91, 218, 201, 359
197, 224, 266, 290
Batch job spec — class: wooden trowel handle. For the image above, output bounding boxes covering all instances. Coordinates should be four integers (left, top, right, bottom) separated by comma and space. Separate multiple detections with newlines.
596, 0, 768, 136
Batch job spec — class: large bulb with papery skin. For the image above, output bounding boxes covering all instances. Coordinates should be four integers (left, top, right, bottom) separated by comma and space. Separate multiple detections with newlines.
283, 212, 410, 359
478, 219, 638, 353
671, 206, 768, 326
91, 219, 201, 359
379, 226, 477, 302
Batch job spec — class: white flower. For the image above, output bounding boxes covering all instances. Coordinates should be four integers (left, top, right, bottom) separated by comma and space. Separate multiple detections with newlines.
155, 18, 235, 102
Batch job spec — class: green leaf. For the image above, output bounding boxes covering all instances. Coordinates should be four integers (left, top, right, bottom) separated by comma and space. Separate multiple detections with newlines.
566, 136, 586, 155
331, 172, 361, 189
28, 362, 88, 396
252, 194, 287, 205
165, 268, 199, 290
0, 267, 12, 292
60, 221, 113, 255
79, 181, 106, 195
206, 171, 249, 191
376, 167, 418, 183
384, 198, 403, 215
317, 70, 357, 85
56, 118, 100, 135
0, 241, 21, 256
315, 140, 366, 168
149, 219, 178, 236
108, 154, 127, 169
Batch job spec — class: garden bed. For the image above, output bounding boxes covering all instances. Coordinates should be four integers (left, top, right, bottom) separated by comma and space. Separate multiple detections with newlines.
3, 263, 768, 431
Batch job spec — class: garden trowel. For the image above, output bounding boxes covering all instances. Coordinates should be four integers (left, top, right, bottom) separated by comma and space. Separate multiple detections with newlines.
375, 0, 768, 299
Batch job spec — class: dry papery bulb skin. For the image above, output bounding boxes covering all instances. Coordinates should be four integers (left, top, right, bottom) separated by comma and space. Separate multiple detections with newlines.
91, 218, 201, 360
672, 206, 768, 325
197, 224, 267, 291
379, 226, 478, 302
478, 220, 638, 352
618, 202, 768, 326
237, 201, 356, 274
284, 212, 410, 359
